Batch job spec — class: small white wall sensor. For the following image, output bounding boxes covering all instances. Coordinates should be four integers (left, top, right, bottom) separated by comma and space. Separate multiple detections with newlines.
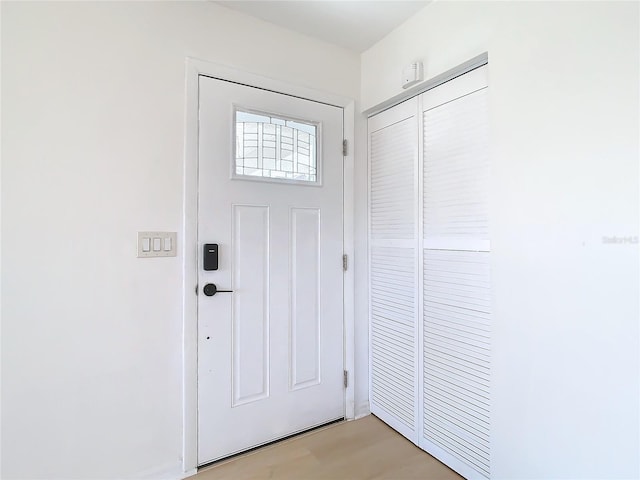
402, 62, 424, 89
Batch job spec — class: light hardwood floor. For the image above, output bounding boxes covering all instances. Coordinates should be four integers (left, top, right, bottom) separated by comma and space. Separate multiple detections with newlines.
195, 415, 462, 479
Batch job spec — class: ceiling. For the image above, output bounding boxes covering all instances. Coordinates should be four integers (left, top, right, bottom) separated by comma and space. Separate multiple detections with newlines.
214, 1, 430, 53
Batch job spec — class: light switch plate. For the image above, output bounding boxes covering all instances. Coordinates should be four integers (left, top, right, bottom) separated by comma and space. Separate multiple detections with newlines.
137, 232, 177, 257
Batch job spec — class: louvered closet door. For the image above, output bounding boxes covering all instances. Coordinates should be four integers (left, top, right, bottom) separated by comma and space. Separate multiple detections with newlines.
368, 98, 419, 441
420, 65, 491, 479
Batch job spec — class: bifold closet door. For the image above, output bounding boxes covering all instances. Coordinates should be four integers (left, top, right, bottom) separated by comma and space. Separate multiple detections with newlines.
368, 64, 491, 480
368, 98, 419, 442
420, 65, 491, 479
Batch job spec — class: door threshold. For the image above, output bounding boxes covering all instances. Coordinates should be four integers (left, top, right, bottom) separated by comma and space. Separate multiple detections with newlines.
198, 417, 345, 471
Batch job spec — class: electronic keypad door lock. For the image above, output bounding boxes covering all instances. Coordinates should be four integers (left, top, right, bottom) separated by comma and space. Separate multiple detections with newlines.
203, 243, 219, 270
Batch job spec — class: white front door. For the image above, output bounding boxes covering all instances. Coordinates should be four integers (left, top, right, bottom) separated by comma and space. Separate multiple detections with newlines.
197, 75, 345, 465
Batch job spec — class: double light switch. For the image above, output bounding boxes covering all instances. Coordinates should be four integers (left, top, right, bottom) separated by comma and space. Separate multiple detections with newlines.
137, 231, 177, 257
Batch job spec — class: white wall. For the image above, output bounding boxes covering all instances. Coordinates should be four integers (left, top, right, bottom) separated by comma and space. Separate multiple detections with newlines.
362, 1, 639, 478
0, 2, 362, 478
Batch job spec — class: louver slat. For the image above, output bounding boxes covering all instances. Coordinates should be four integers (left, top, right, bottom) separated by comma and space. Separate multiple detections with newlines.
423, 88, 489, 251
370, 117, 415, 241
371, 247, 415, 431
424, 250, 491, 479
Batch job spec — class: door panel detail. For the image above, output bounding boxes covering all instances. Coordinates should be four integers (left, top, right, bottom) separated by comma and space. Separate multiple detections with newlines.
370, 246, 416, 430
423, 250, 491, 477
290, 207, 321, 390
370, 117, 416, 241
232, 204, 270, 406
423, 89, 489, 252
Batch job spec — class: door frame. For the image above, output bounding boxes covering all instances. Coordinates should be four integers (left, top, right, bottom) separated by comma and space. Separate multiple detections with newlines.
182, 57, 356, 476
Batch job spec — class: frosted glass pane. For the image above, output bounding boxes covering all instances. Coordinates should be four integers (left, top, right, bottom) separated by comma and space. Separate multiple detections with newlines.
235, 109, 318, 183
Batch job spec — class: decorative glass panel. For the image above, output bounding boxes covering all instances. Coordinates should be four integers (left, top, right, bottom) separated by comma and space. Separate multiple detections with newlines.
235, 110, 318, 183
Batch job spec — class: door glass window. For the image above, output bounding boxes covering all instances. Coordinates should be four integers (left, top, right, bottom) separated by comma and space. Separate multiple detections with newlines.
234, 110, 318, 183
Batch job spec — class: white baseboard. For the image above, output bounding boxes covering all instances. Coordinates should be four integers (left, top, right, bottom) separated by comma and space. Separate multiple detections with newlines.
355, 400, 371, 419
134, 461, 185, 479
181, 468, 198, 479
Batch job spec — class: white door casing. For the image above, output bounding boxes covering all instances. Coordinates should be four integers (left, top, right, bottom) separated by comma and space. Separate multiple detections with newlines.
196, 75, 345, 465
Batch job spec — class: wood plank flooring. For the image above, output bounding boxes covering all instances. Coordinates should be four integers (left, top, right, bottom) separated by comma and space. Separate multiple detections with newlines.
195, 415, 462, 479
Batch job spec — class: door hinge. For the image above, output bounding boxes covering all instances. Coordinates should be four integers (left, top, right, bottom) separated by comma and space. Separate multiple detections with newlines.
195, 284, 198, 295
343, 370, 348, 388
342, 254, 348, 271
342, 139, 348, 157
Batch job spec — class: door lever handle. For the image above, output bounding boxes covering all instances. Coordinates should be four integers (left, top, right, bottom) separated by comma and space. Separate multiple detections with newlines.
203, 283, 233, 297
